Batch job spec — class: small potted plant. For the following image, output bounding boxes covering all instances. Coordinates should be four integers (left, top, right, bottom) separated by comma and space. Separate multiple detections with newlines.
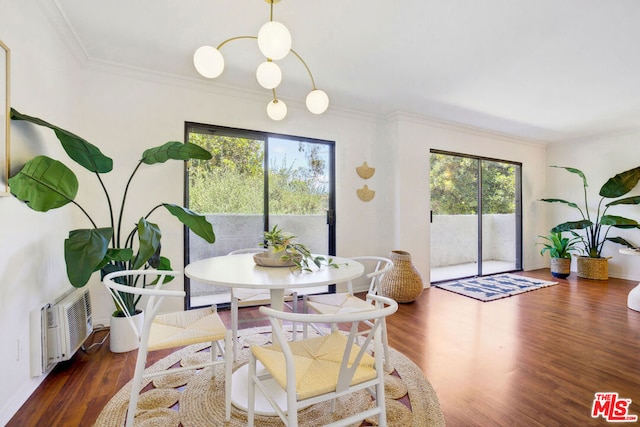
537, 231, 581, 278
539, 165, 640, 279
259, 225, 337, 272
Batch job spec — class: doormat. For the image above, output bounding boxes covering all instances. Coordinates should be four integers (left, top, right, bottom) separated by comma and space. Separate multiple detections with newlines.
434, 273, 558, 302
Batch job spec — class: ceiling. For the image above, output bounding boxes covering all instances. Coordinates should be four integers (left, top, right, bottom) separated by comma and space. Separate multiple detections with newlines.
49, 0, 640, 143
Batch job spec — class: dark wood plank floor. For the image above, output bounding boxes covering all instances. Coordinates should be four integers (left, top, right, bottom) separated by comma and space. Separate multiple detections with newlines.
8, 269, 640, 426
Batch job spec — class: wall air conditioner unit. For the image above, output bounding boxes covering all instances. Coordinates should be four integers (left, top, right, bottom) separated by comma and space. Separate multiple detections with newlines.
31, 288, 93, 376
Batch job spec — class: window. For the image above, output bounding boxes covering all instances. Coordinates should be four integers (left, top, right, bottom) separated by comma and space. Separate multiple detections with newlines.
184, 123, 336, 308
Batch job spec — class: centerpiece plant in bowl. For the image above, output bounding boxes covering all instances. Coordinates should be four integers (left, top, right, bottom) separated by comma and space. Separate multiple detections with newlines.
8, 109, 216, 350
537, 231, 581, 278
258, 225, 337, 272
539, 165, 640, 279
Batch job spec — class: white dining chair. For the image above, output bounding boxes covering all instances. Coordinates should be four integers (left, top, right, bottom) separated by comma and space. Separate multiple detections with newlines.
103, 269, 232, 427
247, 294, 398, 427
304, 256, 394, 371
227, 248, 300, 360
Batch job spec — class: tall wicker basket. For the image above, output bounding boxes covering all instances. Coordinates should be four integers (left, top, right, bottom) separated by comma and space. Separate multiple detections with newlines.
577, 256, 609, 280
379, 250, 424, 303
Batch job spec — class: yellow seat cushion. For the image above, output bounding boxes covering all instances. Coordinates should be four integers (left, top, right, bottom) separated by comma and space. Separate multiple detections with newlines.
306, 293, 375, 315
252, 331, 377, 400
148, 307, 227, 351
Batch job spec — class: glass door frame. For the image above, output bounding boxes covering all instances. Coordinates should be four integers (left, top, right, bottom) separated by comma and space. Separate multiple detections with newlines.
430, 149, 522, 282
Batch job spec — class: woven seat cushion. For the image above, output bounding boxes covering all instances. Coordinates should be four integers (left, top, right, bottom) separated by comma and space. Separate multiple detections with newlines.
306, 293, 375, 315
148, 307, 227, 351
252, 331, 377, 400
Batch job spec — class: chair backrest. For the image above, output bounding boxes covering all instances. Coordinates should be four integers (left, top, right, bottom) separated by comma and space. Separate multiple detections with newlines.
259, 294, 398, 393
103, 269, 182, 340
228, 247, 267, 255
348, 256, 393, 295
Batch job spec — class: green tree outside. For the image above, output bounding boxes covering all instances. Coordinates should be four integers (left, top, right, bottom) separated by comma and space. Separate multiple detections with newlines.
430, 153, 516, 215
187, 133, 328, 215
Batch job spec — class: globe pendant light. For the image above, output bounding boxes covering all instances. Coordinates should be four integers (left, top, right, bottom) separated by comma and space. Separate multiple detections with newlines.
193, 46, 224, 79
256, 61, 282, 89
193, 0, 329, 120
306, 89, 329, 114
267, 98, 287, 121
257, 21, 292, 60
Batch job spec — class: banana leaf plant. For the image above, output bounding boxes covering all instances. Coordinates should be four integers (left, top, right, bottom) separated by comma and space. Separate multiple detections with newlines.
539, 165, 640, 258
8, 108, 215, 316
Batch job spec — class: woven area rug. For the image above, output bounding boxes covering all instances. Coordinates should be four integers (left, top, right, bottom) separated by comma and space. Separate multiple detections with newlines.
94, 326, 445, 426
434, 273, 558, 302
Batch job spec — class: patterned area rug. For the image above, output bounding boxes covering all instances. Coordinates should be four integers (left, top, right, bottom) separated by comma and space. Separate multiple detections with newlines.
435, 273, 558, 302
94, 326, 445, 426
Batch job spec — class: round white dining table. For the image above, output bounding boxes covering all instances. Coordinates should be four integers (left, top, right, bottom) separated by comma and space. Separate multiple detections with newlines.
184, 253, 365, 414
185, 253, 364, 312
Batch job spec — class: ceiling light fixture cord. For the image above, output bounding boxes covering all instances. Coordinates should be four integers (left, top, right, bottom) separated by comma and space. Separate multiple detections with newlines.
192, 0, 329, 120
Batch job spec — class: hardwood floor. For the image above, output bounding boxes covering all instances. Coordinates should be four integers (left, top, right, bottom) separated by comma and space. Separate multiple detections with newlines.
8, 269, 640, 426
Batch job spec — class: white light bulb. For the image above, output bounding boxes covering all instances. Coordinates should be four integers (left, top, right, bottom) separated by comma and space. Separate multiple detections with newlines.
306, 89, 329, 114
267, 99, 287, 121
258, 21, 292, 60
193, 46, 224, 78
256, 61, 283, 89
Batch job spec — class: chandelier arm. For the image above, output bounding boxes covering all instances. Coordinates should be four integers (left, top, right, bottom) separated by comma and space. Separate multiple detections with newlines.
217, 35, 257, 50
290, 48, 317, 89
271, 88, 278, 101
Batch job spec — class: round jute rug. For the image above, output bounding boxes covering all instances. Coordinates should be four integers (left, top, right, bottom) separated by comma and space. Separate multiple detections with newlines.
94, 327, 445, 426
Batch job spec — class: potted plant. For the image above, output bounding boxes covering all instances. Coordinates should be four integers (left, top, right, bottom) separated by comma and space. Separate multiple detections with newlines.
537, 231, 581, 278
260, 225, 337, 272
8, 109, 216, 350
540, 165, 640, 279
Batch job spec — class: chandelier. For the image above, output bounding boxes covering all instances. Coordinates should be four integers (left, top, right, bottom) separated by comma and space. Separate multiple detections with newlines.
193, 0, 329, 121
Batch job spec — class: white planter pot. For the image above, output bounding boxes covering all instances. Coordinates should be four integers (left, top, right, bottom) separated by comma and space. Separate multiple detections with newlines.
110, 310, 144, 353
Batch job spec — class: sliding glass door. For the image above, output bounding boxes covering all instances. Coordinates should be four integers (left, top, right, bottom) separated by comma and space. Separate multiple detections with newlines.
429, 151, 522, 282
184, 123, 335, 308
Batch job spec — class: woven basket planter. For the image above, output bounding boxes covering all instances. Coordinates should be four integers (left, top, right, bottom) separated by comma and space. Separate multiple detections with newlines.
577, 256, 609, 280
379, 250, 424, 303
550, 258, 571, 279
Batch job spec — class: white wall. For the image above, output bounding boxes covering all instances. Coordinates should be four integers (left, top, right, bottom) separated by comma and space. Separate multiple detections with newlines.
0, 0, 84, 422
389, 113, 549, 283
545, 132, 640, 280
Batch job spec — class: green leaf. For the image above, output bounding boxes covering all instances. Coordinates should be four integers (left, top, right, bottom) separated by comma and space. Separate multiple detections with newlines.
606, 236, 637, 248
551, 220, 592, 233
64, 228, 113, 287
551, 166, 588, 188
9, 156, 78, 212
163, 204, 215, 243
94, 247, 134, 272
141, 141, 212, 165
10, 108, 113, 173
147, 257, 174, 285
133, 218, 161, 270
539, 198, 580, 209
600, 215, 640, 228
606, 195, 640, 207
105, 247, 134, 262
600, 166, 640, 198
157, 256, 172, 271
